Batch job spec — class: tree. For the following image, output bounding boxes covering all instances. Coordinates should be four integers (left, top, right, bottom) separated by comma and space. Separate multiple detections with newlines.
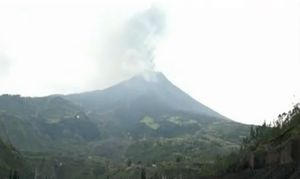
12, 170, 19, 179
250, 126, 255, 139
9, 169, 13, 179
141, 167, 146, 179
127, 159, 132, 167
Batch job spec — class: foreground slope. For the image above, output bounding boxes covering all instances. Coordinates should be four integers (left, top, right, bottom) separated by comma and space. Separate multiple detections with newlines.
0, 138, 33, 178
210, 104, 300, 179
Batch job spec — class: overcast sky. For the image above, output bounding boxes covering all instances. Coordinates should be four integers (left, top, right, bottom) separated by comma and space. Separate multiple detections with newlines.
0, 0, 299, 125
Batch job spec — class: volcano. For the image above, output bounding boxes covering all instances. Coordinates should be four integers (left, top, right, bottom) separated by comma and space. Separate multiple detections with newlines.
64, 72, 235, 138
66, 72, 226, 120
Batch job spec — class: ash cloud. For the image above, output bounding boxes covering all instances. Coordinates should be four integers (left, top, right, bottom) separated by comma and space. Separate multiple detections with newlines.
103, 6, 166, 82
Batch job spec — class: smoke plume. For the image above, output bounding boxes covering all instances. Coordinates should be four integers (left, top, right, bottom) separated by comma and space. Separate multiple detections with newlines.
103, 6, 166, 82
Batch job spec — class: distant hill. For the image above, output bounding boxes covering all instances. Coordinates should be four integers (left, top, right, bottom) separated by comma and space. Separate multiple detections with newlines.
0, 95, 100, 152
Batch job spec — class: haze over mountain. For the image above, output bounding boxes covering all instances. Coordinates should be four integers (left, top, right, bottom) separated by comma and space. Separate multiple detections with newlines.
66, 72, 227, 120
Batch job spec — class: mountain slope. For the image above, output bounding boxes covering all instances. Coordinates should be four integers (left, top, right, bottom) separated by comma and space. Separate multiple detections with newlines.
0, 95, 100, 152
208, 104, 300, 179
65, 72, 234, 139
66, 72, 226, 119
0, 137, 33, 178
62, 72, 250, 166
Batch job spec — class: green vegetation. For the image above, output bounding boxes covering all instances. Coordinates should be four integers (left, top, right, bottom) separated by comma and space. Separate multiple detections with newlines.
0, 93, 250, 178
167, 116, 197, 126
140, 116, 160, 130
209, 103, 300, 177
0, 138, 33, 178
241, 103, 300, 151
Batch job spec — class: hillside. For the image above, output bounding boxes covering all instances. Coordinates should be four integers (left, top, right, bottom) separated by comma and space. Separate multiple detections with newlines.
66, 72, 226, 119
209, 104, 300, 179
65, 72, 238, 140
0, 137, 33, 178
0, 95, 100, 152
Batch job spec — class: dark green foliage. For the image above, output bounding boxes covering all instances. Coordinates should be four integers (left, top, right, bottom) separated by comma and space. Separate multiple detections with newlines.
127, 159, 132, 167
141, 167, 146, 179
11, 170, 19, 179
241, 103, 300, 151
0, 138, 33, 178
212, 103, 300, 177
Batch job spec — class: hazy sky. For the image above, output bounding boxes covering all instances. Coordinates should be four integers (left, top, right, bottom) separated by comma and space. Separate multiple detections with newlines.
0, 0, 299, 125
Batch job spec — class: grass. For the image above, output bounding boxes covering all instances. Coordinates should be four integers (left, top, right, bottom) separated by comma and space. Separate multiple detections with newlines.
167, 116, 198, 126
140, 116, 160, 130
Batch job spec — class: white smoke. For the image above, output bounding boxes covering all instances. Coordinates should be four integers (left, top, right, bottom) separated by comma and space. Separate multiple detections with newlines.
102, 6, 166, 81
